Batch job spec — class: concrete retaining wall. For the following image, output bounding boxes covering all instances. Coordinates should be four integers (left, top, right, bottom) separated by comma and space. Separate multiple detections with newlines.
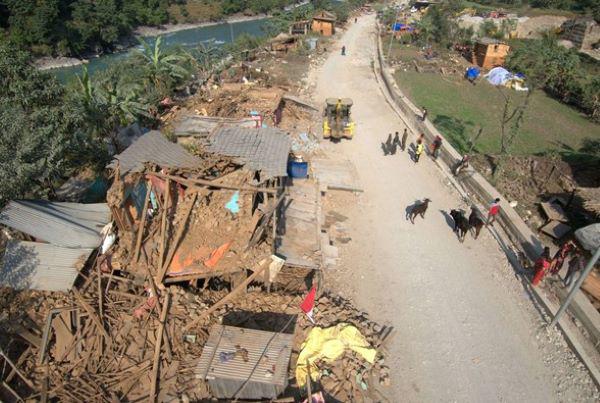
374, 27, 600, 346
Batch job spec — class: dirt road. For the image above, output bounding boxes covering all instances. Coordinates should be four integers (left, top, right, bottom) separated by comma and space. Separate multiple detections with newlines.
308, 14, 598, 402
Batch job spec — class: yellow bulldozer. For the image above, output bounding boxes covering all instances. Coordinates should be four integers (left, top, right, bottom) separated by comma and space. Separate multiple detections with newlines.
323, 98, 355, 140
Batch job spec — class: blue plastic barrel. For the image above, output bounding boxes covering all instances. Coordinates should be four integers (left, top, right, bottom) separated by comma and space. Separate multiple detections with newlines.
288, 160, 308, 178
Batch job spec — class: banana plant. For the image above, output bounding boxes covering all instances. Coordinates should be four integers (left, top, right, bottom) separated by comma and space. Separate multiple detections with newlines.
138, 36, 191, 85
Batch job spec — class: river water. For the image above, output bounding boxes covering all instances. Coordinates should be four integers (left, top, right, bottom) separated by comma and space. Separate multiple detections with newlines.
53, 18, 269, 82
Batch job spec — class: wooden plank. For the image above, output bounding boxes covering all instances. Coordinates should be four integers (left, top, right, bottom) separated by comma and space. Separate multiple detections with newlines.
583, 271, 600, 303
540, 220, 571, 239
157, 193, 198, 284
37, 306, 78, 366
540, 202, 568, 223
182, 260, 271, 332
150, 293, 170, 403
149, 172, 277, 194
133, 183, 152, 263
8, 322, 42, 348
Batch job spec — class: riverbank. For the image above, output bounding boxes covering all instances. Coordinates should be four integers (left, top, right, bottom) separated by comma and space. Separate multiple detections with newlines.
35, 14, 269, 71
36, 56, 87, 71
133, 14, 268, 37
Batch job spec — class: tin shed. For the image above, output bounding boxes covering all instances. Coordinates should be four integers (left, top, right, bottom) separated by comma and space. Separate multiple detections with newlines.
196, 325, 293, 400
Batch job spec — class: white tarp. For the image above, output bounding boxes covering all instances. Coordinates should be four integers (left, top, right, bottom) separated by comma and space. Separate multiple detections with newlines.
485, 67, 529, 91
485, 67, 512, 86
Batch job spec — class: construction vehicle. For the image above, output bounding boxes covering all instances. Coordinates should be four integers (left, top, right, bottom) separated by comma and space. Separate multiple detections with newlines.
323, 98, 355, 140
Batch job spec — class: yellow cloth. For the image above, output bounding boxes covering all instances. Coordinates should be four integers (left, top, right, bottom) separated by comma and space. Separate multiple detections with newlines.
416, 143, 424, 155
296, 323, 377, 387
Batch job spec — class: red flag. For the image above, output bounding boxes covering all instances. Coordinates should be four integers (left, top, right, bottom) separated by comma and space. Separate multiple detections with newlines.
300, 286, 317, 324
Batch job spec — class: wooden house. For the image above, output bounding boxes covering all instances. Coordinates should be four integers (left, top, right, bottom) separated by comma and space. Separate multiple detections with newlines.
311, 11, 336, 36
472, 38, 510, 69
289, 20, 310, 35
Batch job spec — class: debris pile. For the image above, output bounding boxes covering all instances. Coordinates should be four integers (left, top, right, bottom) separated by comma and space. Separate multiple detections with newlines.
0, 34, 391, 401
0, 276, 391, 401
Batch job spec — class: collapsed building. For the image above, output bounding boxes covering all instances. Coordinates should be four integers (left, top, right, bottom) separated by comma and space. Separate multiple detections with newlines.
0, 93, 389, 400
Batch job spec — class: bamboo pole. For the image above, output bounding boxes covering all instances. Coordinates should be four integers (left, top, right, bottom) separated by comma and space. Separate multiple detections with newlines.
150, 293, 170, 402
156, 193, 198, 284
149, 172, 277, 194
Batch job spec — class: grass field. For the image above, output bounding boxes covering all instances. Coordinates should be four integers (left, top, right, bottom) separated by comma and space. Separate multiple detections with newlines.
460, 1, 579, 18
394, 69, 600, 156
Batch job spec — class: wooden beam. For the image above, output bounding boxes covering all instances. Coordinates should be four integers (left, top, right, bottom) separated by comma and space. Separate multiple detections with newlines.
4, 347, 30, 384
182, 259, 271, 332
8, 322, 42, 349
150, 293, 170, 403
96, 262, 104, 356
139, 263, 171, 361
133, 183, 152, 263
158, 179, 171, 270
72, 289, 112, 349
163, 268, 243, 284
156, 193, 198, 285
149, 172, 277, 194
0, 348, 34, 389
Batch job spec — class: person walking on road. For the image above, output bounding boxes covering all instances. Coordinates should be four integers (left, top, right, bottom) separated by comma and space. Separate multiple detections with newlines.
532, 247, 552, 286
415, 139, 424, 163
385, 133, 393, 155
401, 128, 408, 151
486, 198, 501, 225
391, 132, 400, 155
430, 135, 442, 160
421, 107, 428, 122
341, 45, 346, 56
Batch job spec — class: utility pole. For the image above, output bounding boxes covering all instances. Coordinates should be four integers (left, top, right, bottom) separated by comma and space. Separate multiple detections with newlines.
387, 6, 400, 59
549, 245, 600, 328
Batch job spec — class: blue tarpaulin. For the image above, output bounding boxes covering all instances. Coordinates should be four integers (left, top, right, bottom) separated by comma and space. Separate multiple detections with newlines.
466, 66, 480, 81
225, 191, 240, 214
392, 23, 414, 32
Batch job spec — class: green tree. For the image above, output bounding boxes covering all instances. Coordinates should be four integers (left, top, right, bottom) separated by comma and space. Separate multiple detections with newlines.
189, 42, 224, 80
138, 36, 191, 88
506, 34, 581, 100
0, 44, 96, 202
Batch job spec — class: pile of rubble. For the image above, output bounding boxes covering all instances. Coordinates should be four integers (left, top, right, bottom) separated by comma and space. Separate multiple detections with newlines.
0, 272, 391, 401
0, 32, 390, 400
0, 120, 390, 401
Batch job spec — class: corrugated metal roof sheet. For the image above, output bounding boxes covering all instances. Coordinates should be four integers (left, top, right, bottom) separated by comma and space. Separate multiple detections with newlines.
196, 324, 293, 399
173, 115, 257, 138
107, 130, 201, 174
0, 200, 111, 248
1, 240, 91, 292
207, 127, 291, 179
